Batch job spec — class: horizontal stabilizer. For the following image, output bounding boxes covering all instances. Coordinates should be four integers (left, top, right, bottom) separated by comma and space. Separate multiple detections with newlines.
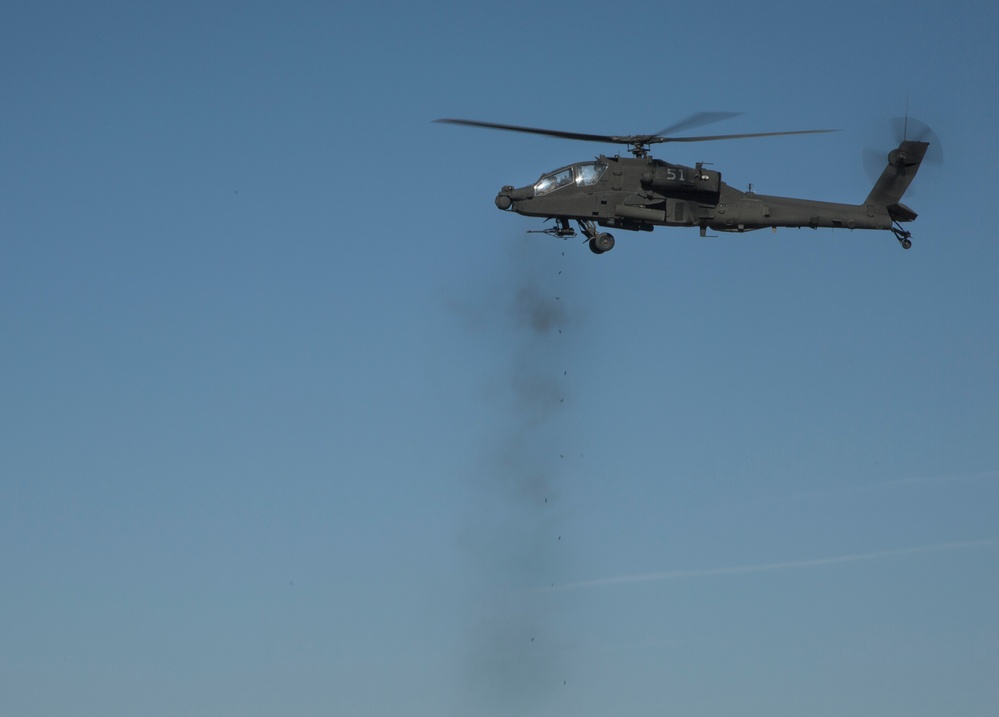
887, 202, 918, 222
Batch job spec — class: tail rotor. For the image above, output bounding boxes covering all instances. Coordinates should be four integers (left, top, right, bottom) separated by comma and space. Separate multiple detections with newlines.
864, 116, 942, 186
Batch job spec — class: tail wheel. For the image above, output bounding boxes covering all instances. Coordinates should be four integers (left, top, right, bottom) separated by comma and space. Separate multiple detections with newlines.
891, 221, 913, 250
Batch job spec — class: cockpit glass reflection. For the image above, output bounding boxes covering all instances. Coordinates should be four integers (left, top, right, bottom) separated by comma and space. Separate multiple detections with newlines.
534, 163, 607, 196
534, 169, 573, 196
574, 163, 606, 186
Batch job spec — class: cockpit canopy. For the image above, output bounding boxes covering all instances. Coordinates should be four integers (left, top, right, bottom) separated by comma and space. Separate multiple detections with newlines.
534, 162, 607, 196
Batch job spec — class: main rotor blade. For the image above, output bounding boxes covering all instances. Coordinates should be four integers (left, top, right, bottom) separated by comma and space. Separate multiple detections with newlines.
655, 128, 838, 143
434, 118, 620, 145
436, 118, 839, 147
654, 111, 743, 136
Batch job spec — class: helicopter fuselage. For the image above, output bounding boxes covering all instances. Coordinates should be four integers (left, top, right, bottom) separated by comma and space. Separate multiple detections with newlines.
439, 114, 929, 252
495, 153, 900, 236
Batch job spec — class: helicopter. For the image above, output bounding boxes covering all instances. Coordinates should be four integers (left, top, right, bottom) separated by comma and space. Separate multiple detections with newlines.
436, 113, 932, 254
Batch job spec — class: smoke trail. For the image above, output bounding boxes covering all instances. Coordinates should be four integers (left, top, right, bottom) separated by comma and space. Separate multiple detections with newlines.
453, 237, 581, 715
546, 538, 999, 592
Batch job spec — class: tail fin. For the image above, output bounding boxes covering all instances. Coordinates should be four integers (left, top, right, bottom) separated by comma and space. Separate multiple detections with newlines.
865, 140, 929, 212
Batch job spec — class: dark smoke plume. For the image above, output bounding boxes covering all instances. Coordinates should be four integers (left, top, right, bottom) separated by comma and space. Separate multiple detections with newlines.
453, 237, 583, 715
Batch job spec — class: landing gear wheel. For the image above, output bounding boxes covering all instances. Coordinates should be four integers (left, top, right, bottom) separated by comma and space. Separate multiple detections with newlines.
891, 220, 913, 250
593, 232, 615, 253
578, 220, 614, 254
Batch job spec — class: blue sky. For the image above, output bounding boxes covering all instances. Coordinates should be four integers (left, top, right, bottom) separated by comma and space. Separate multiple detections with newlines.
2, 1, 998, 715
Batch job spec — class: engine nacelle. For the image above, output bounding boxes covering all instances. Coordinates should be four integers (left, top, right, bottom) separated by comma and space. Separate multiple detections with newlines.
641, 162, 720, 195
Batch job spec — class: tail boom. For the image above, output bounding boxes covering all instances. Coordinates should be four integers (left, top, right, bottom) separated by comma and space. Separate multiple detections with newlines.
704, 138, 928, 242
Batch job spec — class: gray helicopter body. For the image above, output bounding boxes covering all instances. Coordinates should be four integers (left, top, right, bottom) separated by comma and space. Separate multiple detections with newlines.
439, 115, 931, 253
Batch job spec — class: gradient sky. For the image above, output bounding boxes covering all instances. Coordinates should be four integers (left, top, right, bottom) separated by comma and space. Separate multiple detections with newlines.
3, 1, 998, 715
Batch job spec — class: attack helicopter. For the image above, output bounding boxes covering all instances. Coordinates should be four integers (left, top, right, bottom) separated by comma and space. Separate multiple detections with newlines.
436, 113, 932, 254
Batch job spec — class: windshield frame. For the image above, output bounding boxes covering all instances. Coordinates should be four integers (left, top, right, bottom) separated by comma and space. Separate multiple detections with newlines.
534, 163, 608, 197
